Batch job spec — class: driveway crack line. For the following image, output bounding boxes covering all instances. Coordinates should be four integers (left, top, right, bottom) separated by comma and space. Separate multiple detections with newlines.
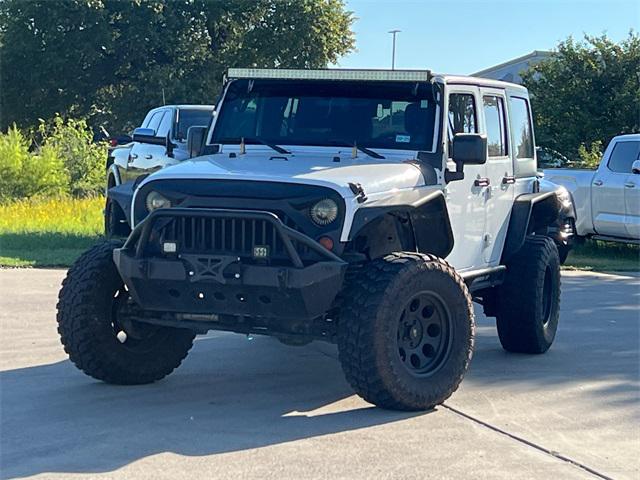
442, 404, 614, 480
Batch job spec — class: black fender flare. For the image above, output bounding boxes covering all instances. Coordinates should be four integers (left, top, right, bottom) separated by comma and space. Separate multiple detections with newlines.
347, 190, 454, 259
106, 181, 135, 228
501, 191, 561, 263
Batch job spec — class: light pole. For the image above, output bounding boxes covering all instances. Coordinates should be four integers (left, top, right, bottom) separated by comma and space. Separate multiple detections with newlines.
388, 29, 401, 70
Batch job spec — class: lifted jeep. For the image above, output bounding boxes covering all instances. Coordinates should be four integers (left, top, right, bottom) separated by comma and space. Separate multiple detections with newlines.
58, 68, 567, 411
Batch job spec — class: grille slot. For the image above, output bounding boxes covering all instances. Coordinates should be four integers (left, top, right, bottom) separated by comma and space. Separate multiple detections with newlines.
151, 215, 313, 262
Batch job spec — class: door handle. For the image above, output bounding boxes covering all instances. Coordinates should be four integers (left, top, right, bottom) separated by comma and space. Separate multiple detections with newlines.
593, 179, 603, 186
145, 154, 153, 159
474, 177, 490, 187
625, 182, 636, 188
130, 153, 138, 159
502, 175, 516, 185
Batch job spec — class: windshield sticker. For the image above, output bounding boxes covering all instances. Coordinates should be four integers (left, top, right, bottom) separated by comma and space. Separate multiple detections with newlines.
396, 134, 411, 143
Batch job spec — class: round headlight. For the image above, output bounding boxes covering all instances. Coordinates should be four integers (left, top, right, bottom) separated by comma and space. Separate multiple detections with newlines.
145, 191, 172, 211
310, 199, 338, 225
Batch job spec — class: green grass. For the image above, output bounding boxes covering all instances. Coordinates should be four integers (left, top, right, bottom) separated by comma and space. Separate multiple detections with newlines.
0, 197, 104, 267
0, 196, 638, 273
564, 239, 639, 272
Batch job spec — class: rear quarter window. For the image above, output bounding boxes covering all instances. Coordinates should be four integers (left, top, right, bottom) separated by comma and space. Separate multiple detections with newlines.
509, 97, 534, 159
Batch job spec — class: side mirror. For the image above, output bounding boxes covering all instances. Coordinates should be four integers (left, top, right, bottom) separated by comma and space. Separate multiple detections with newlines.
632, 160, 640, 174
133, 127, 167, 147
452, 133, 487, 165
187, 126, 208, 158
446, 133, 487, 182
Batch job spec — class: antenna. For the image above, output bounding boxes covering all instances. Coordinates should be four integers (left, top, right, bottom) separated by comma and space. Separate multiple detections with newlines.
162, 88, 166, 105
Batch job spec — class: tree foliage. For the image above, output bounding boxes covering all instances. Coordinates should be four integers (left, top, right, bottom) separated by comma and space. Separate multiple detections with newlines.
0, 0, 355, 133
0, 118, 106, 200
522, 33, 640, 160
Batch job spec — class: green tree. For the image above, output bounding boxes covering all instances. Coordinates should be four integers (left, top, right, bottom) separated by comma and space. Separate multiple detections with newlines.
0, 0, 354, 133
522, 33, 640, 160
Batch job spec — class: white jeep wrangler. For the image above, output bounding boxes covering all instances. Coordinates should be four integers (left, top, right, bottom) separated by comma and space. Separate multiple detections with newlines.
58, 69, 568, 411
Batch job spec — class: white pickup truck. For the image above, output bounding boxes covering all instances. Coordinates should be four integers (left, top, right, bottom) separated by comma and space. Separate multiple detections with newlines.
544, 134, 640, 244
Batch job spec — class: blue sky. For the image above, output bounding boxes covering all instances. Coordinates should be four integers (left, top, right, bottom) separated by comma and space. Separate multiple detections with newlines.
332, 0, 639, 74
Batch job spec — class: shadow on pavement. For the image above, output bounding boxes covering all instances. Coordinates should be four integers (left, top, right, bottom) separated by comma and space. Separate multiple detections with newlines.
0, 336, 422, 479
465, 273, 640, 406
1, 272, 638, 478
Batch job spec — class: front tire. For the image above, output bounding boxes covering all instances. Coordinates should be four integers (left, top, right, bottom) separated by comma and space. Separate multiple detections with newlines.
104, 199, 131, 238
496, 236, 561, 354
57, 240, 196, 384
337, 253, 474, 411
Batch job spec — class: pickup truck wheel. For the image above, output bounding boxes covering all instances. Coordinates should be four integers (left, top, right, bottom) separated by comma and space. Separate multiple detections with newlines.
557, 243, 570, 264
57, 240, 195, 384
496, 236, 560, 354
337, 253, 474, 411
105, 199, 131, 238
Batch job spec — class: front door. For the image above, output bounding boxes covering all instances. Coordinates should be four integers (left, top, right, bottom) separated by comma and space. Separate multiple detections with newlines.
127, 109, 178, 181
592, 140, 639, 238
444, 86, 488, 271
479, 88, 514, 264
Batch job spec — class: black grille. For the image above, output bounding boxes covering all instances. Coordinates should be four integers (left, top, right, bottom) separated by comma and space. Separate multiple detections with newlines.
148, 215, 313, 263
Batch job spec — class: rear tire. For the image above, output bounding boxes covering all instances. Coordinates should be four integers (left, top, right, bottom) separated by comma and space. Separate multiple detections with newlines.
57, 240, 195, 384
337, 253, 474, 411
496, 236, 561, 354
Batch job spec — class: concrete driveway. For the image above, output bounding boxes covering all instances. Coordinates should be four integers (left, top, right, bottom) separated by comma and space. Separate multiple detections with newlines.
0, 269, 638, 480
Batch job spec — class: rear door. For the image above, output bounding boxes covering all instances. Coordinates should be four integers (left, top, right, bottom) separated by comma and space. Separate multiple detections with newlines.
479, 88, 514, 264
444, 86, 488, 270
592, 139, 638, 237
617, 140, 640, 239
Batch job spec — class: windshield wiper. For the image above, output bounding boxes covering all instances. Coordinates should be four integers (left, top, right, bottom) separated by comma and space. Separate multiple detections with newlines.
216, 137, 290, 155
241, 137, 291, 155
326, 140, 385, 159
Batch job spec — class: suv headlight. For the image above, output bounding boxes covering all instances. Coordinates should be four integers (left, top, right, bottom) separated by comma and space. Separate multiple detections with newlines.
310, 199, 338, 225
145, 191, 172, 211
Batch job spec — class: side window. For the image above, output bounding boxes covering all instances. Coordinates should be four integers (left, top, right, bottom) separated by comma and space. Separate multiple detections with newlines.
509, 97, 534, 159
483, 95, 508, 157
146, 111, 164, 133
141, 111, 154, 128
448, 93, 477, 135
156, 110, 173, 138
607, 141, 640, 173
448, 93, 477, 155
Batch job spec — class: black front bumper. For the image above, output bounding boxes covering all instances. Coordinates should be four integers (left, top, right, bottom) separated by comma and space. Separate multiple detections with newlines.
113, 208, 347, 321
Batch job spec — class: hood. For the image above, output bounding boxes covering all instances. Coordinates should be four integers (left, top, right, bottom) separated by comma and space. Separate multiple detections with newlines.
142, 148, 426, 198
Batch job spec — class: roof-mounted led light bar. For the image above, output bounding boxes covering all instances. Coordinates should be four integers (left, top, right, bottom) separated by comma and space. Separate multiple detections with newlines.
226, 68, 432, 82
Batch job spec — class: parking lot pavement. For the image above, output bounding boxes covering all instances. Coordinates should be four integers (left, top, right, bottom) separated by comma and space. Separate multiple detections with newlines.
0, 269, 638, 480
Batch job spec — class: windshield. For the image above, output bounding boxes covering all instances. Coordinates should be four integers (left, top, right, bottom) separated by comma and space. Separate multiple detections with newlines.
176, 109, 214, 141
212, 79, 438, 152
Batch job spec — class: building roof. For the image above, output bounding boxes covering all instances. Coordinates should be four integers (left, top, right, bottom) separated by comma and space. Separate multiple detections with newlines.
472, 50, 552, 77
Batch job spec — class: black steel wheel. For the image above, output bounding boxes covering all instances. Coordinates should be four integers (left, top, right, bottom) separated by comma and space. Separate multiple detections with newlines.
396, 292, 452, 377
338, 252, 474, 411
